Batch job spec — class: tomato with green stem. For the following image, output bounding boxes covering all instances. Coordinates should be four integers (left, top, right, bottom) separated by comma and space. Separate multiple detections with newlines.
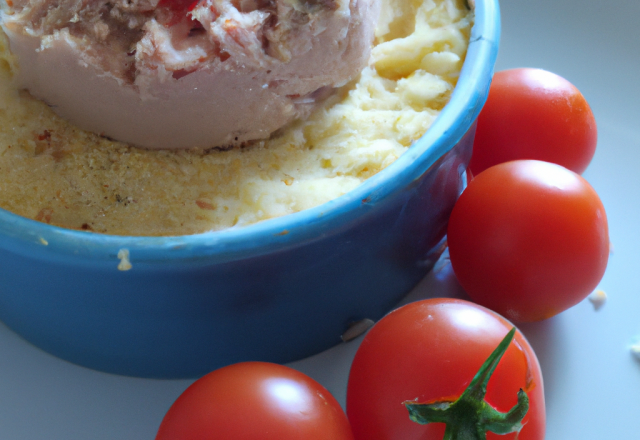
156, 362, 353, 440
346, 298, 545, 440
405, 328, 528, 439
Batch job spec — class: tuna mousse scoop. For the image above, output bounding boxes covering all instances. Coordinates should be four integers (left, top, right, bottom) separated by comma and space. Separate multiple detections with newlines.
0, 0, 381, 149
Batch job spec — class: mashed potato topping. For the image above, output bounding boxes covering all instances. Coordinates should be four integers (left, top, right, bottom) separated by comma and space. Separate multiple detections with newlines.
0, 0, 472, 236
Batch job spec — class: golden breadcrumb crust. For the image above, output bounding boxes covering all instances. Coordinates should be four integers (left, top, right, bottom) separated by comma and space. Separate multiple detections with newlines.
0, 0, 472, 236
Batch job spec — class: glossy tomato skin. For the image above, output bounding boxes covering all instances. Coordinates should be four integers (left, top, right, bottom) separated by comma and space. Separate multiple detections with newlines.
448, 160, 609, 322
156, 362, 353, 440
469, 68, 597, 175
346, 298, 545, 440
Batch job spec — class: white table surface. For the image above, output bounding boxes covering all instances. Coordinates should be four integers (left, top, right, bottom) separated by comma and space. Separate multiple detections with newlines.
1, 0, 639, 438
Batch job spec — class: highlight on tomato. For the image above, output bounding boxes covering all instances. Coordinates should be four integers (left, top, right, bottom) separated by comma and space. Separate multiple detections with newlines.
346, 298, 545, 440
156, 362, 354, 440
448, 159, 609, 322
469, 68, 597, 175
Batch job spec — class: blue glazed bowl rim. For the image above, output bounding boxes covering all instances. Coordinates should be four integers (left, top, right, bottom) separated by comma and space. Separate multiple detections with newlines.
0, 0, 500, 264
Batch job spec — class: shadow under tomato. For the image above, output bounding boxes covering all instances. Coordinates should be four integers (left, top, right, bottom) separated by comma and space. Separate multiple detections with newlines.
398, 249, 469, 306
516, 315, 568, 415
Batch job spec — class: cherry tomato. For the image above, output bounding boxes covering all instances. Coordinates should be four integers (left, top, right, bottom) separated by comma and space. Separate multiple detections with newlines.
346, 298, 545, 440
156, 362, 353, 440
469, 68, 597, 175
448, 160, 609, 322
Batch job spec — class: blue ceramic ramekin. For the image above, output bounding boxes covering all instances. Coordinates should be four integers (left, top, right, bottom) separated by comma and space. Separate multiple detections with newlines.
0, 0, 500, 378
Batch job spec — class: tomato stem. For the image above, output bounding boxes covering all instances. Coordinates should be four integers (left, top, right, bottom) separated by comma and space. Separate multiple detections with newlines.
404, 328, 529, 440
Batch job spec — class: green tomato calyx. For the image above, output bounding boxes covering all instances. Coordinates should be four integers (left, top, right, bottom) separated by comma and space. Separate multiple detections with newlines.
404, 328, 529, 440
